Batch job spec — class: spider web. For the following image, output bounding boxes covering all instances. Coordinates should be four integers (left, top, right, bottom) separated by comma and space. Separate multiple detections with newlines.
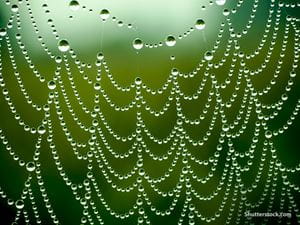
0, 0, 299, 224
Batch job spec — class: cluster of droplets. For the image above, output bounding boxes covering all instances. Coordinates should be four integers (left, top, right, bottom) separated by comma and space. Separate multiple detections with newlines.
0, 0, 299, 224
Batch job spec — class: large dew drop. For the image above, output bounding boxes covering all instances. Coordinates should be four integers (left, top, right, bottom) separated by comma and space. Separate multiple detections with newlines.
15, 200, 24, 210
100, 9, 110, 21
165, 35, 176, 47
58, 39, 70, 52
69, 0, 80, 11
216, 0, 226, 5
195, 19, 205, 30
26, 161, 36, 172
133, 38, 143, 50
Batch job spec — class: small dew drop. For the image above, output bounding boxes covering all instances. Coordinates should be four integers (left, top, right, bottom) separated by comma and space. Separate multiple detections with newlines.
223, 9, 230, 16
47, 80, 56, 90
170, 55, 175, 60
55, 56, 62, 64
15, 200, 24, 210
26, 161, 36, 172
133, 38, 143, 50
165, 35, 176, 47
69, 0, 80, 11
0, 28, 7, 37
100, 9, 110, 21
204, 51, 213, 61
58, 39, 70, 52
195, 19, 205, 30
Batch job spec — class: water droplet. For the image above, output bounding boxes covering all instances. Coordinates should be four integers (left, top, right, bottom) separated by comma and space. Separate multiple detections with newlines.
165, 35, 176, 47
223, 9, 230, 16
48, 80, 56, 90
15, 200, 24, 209
26, 161, 35, 172
38, 125, 46, 134
216, 0, 226, 6
94, 82, 101, 90
204, 51, 213, 61
133, 38, 143, 50
11, 4, 19, 12
55, 56, 62, 63
195, 19, 205, 30
97, 52, 104, 60
100, 9, 110, 21
69, 0, 80, 11
58, 39, 70, 52
135, 77, 142, 85
0, 28, 7, 37
170, 55, 175, 60
265, 130, 272, 139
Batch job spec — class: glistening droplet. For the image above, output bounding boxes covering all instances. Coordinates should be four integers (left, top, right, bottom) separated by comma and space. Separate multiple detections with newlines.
133, 38, 143, 50
165, 35, 176, 47
195, 19, 205, 30
58, 39, 70, 52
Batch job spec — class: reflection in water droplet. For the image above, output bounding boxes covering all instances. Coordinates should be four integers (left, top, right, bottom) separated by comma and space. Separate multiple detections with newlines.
204, 51, 213, 61
265, 130, 272, 139
195, 19, 205, 30
15, 200, 24, 210
165, 35, 176, 47
133, 38, 143, 50
0, 28, 7, 37
58, 39, 70, 52
97, 52, 104, 60
26, 161, 36, 172
48, 80, 56, 90
69, 0, 80, 11
135, 77, 142, 85
11, 4, 19, 12
100, 9, 110, 21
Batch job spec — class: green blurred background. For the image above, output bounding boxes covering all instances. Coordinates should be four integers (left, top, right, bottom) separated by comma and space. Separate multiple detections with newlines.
0, 0, 299, 224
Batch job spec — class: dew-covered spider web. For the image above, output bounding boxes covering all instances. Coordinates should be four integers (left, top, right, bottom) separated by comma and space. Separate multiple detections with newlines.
0, 0, 300, 224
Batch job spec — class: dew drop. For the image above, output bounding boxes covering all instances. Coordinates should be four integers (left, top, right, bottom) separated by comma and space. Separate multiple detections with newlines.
100, 9, 110, 21
204, 51, 213, 61
170, 55, 175, 60
133, 38, 143, 50
11, 4, 19, 12
135, 77, 142, 85
47, 80, 56, 90
195, 19, 205, 30
216, 0, 226, 5
94, 82, 101, 90
26, 161, 35, 172
37, 125, 46, 134
223, 9, 230, 16
58, 39, 70, 52
97, 52, 104, 60
55, 56, 62, 64
15, 200, 24, 210
69, 0, 80, 11
0, 28, 7, 37
265, 130, 272, 139
165, 35, 176, 47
